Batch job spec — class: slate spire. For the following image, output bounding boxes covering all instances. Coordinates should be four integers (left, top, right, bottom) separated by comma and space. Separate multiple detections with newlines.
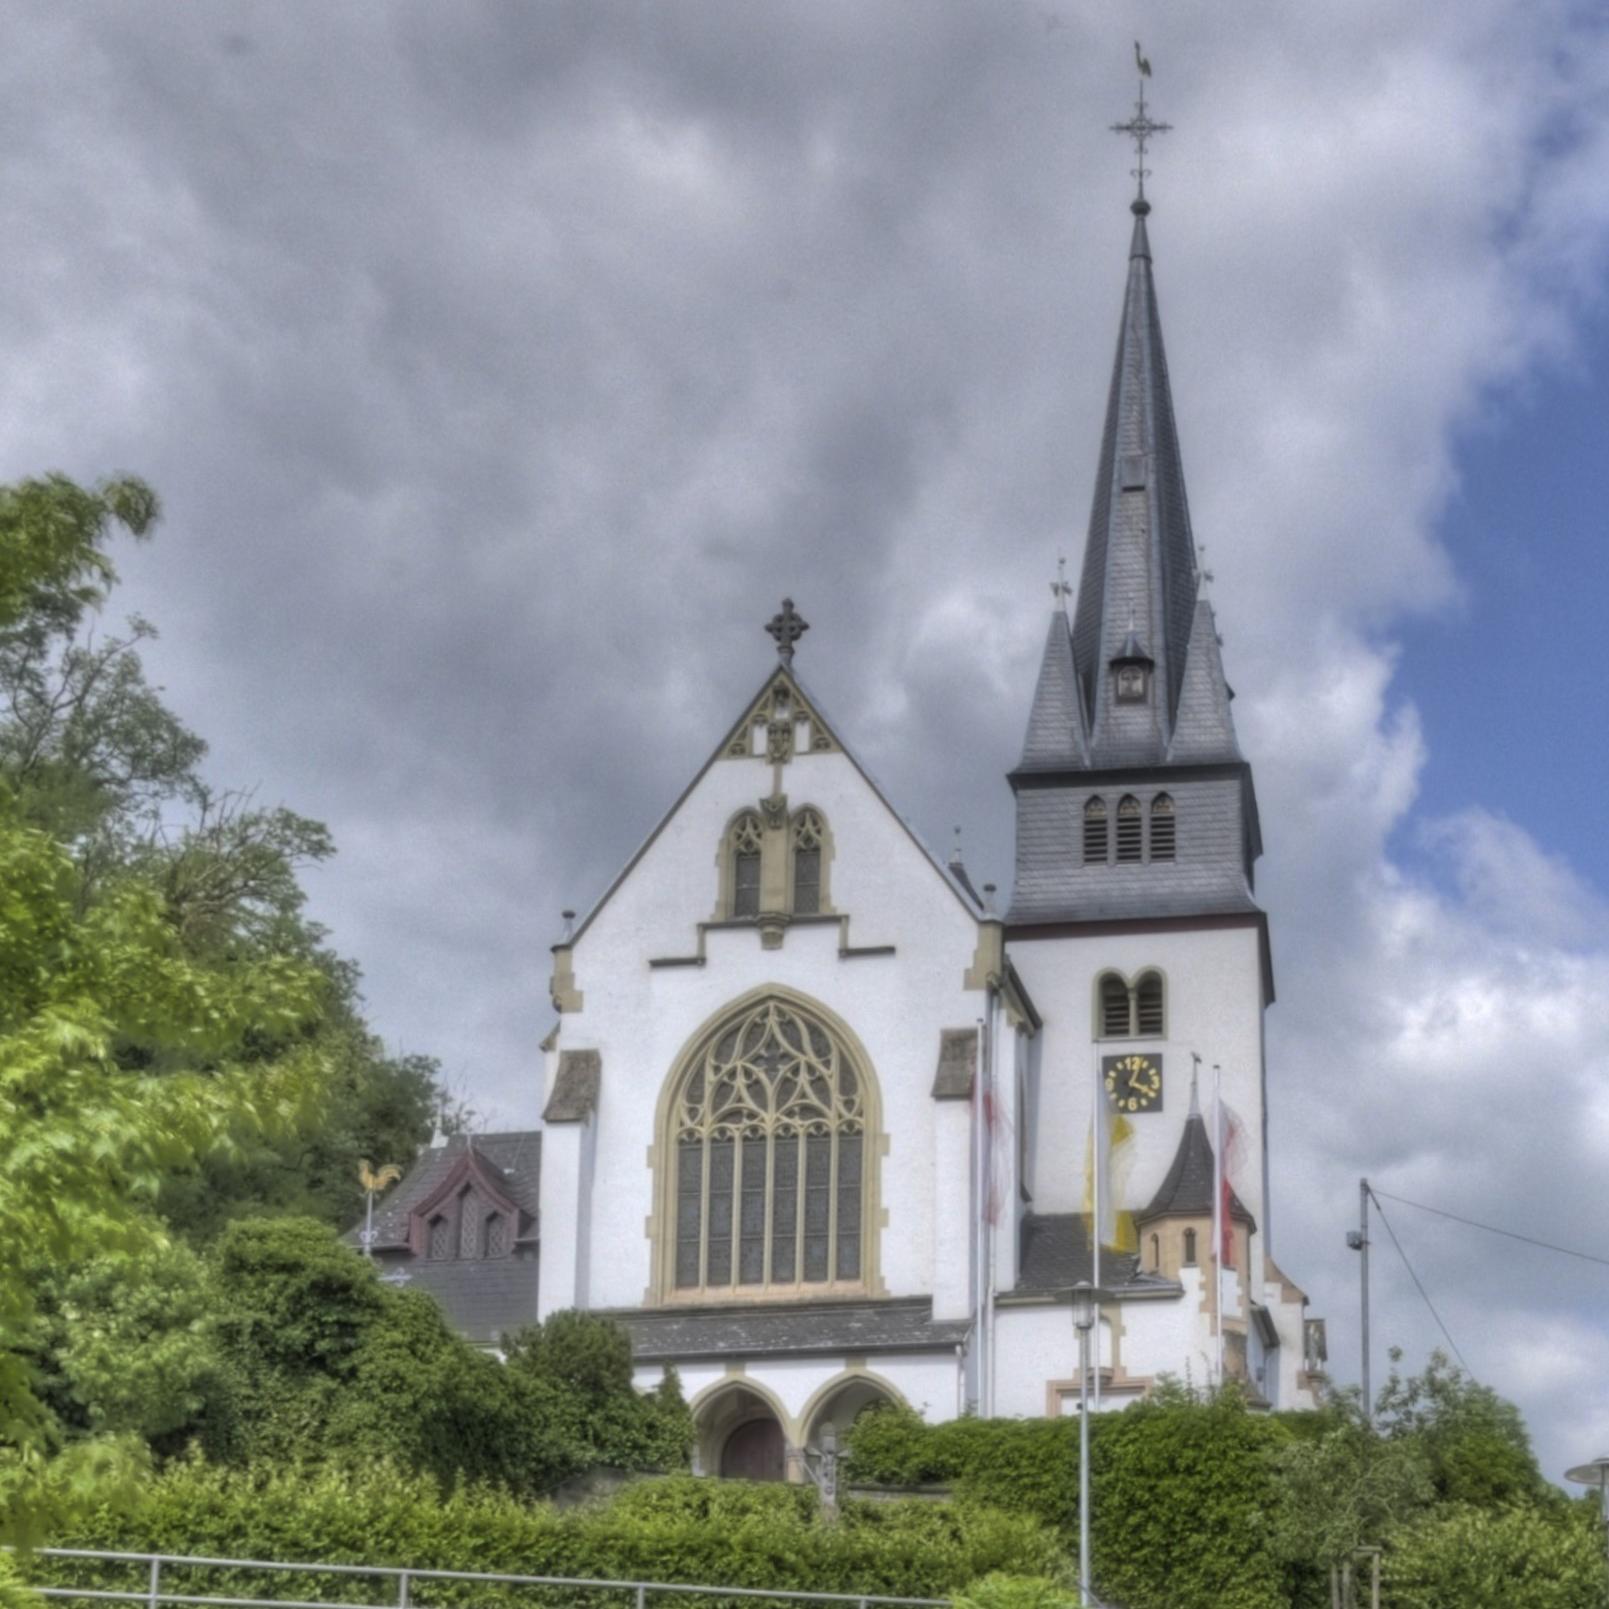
1070, 201, 1201, 763
1018, 604, 1087, 771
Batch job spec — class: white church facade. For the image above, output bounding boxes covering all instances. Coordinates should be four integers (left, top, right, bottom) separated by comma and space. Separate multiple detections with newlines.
361, 195, 1323, 1480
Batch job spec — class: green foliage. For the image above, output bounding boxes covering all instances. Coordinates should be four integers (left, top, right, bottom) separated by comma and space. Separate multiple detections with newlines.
24, 1243, 229, 1454
1269, 1398, 1433, 1583
1375, 1347, 1545, 1509
1087, 1382, 1294, 1609
953, 1574, 1079, 1609
1382, 1501, 1609, 1608
30, 1462, 1059, 1602
505, 1311, 695, 1476
845, 1404, 1076, 1527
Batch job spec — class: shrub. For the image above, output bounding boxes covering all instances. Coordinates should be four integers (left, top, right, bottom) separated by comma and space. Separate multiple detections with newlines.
1382, 1502, 1609, 1609
29, 1462, 1062, 1603
953, 1574, 1079, 1609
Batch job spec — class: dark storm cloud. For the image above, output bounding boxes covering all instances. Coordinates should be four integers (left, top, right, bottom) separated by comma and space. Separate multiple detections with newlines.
5, 0, 1609, 1478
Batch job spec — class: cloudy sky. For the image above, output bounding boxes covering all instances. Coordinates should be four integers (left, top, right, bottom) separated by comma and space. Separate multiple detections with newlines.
6, 3, 1609, 1479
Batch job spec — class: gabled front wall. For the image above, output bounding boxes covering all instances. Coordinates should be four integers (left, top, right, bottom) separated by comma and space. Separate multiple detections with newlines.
542, 738, 986, 1317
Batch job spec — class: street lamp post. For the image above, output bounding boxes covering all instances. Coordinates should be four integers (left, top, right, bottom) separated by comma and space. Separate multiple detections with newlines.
1073, 1279, 1097, 1608
1565, 1456, 1609, 1573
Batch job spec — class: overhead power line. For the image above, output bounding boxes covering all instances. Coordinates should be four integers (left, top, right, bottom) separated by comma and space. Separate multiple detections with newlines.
1369, 1188, 1609, 1270
1367, 1189, 1473, 1378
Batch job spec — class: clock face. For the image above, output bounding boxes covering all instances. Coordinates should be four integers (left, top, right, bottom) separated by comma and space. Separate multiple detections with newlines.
1103, 1053, 1163, 1114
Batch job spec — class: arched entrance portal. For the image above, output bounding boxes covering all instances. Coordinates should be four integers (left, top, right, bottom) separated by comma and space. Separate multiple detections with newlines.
695, 1384, 789, 1481
721, 1415, 786, 1481
801, 1375, 903, 1466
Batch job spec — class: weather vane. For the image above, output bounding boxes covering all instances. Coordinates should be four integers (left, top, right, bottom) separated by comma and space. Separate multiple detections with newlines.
1110, 41, 1171, 207
1050, 554, 1072, 608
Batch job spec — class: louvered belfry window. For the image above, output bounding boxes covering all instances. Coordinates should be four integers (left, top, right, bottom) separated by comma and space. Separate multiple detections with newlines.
1083, 797, 1108, 865
1135, 973, 1165, 1037
1116, 795, 1143, 862
791, 809, 824, 915
1099, 971, 1165, 1038
1149, 794, 1176, 861
1099, 973, 1132, 1037
731, 812, 763, 917
672, 997, 866, 1293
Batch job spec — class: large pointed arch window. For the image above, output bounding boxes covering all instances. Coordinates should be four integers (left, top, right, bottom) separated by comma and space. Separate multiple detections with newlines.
670, 997, 869, 1295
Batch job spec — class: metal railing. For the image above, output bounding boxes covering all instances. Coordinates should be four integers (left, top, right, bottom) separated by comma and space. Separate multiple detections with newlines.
20, 1549, 955, 1609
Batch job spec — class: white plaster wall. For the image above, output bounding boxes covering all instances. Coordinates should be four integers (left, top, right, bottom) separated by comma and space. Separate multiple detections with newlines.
549, 739, 986, 1314
1006, 924, 1269, 1237
992, 1305, 1113, 1418
1122, 1280, 1212, 1387
538, 1124, 583, 1315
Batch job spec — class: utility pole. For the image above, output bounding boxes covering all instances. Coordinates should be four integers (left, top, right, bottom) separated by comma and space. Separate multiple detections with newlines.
1346, 1178, 1371, 1423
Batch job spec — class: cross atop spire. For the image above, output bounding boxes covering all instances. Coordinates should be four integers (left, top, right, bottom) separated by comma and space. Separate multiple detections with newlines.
765, 598, 809, 666
1050, 554, 1072, 611
1110, 44, 1171, 210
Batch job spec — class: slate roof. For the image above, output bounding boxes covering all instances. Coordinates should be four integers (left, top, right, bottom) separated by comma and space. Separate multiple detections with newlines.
1018, 608, 1087, 772
355, 1131, 542, 1252
1013, 1211, 1178, 1295
1138, 1111, 1256, 1228
609, 1298, 970, 1361
1070, 205, 1200, 758
379, 1253, 541, 1347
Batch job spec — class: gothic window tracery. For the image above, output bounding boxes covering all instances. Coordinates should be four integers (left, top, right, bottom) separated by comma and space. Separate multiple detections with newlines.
669, 997, 869, 1295
729, 812, 763, 918
791, 809, 824, 915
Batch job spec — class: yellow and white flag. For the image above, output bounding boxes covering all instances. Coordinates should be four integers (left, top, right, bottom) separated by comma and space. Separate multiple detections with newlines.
1082, 1086, 1137, 1253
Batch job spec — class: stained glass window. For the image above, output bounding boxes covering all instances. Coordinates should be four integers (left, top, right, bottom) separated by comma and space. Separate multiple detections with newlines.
791, 810, 824, 914
671, 997, 868, 1293
730, 813, 763, 917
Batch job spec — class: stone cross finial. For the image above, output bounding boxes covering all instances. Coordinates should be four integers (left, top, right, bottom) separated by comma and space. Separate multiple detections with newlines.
766, 597, 809, 666
1110, 49, 1171, 207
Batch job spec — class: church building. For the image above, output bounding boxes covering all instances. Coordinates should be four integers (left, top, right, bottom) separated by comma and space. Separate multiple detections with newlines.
361, 190, 1324, 1481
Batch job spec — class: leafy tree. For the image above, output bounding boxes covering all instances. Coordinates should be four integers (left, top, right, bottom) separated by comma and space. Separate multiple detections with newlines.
0, 474, 330, 1542
1374, 1347, 1545, 1508
1268, 1395, 1432, 1602
0, 473, 440, 1244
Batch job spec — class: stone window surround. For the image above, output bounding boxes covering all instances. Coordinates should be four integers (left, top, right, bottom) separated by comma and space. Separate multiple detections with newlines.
1092, 966, 1167, 1041
714, 802, 836, 923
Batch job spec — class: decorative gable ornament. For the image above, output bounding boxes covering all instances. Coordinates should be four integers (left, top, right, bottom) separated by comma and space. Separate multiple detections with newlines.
724, 673, 837, 762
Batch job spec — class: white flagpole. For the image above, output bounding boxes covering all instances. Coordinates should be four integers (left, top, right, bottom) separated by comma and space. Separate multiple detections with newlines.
1212, 1062, 1224, 1390
1092, 1046, 1102, 1411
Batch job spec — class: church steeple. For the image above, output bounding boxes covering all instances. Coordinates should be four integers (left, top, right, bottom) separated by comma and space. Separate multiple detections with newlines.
1070, 199, 1201, 764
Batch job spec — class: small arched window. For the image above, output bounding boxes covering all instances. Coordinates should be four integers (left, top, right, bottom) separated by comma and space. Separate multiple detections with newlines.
1098, 973, 1131, 1037
792, 809, 824, 915
485, 1212, 508, 1258
1150, 795, 1176, 861
1135, 972, 1165, 1037
1083, 797, 1108, 865
730, 812, 763, 918
1183, 1228, 1198, 1266
457, 1189, 482, 1258
428, 1214, 451, 1261
1116, 795, 1143, 862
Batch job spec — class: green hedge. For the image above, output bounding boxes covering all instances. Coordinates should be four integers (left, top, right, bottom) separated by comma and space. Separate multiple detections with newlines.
28, 1460, 1062, 1605
846, 1394, 1301, 1609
